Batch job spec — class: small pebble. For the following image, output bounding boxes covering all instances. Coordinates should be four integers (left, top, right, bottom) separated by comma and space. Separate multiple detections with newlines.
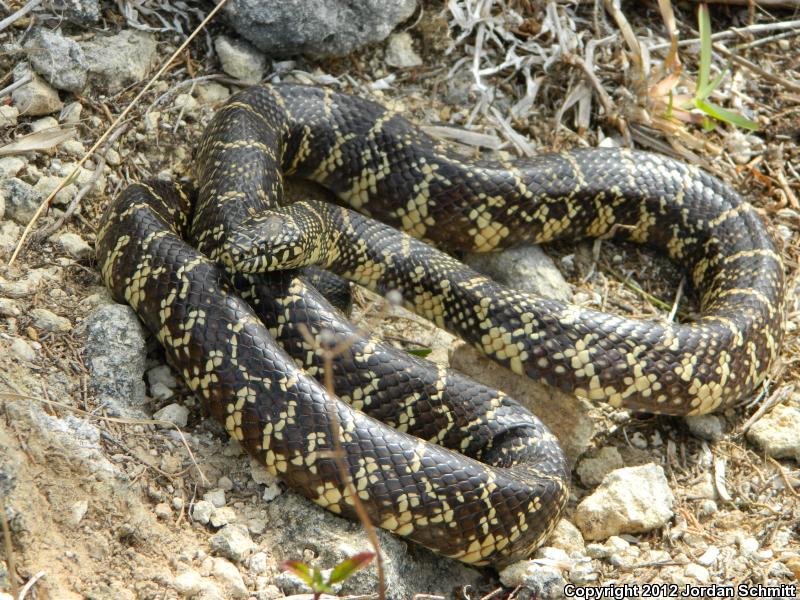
203, 488, 227, 508
684, 563, 710, 583
0, 105, 19, 127
69, 500, 89, 527
209, 524, 256, 563
147, 364, 179, 390
685, 414, 724, 442
568, 561, 598, 584
248, 517, 267, 536
210, 506, 237, 528
218, 476, 234, 491
0, 298, 21, 317
697, 546, 720, 566
192, 500, 215, 525
153, 403, 189, 428
56, 232, 92, 259
249, 552, 268, 575
738, 536, 759, 555
212, 557, 248, 598
31, 307, 72, 332
11, 337, 37, 362
155, 503, 172, 519
173, 570, 203, 596
150, 382, 174, 401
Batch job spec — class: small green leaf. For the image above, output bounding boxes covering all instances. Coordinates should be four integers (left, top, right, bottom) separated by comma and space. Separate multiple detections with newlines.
281, 561, 314, 586
406, 347, 433, 358
695, 98, 759, 130
696, 64, 727, 100
328, 552, 375, 584
698, 4, 712, 94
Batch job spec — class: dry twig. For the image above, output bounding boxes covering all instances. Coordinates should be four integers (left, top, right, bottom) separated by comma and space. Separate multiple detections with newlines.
8, 0, 233, 267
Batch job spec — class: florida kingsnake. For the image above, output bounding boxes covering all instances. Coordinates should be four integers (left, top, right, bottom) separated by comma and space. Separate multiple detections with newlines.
96, 84, 785, 567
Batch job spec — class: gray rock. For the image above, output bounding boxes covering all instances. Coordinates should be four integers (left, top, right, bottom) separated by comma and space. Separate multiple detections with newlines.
568, 561, 598, 584
0, 106, 19, 127
499, 561, 566, 599
212, 558, 248, 599
547, 519, 585, 555
573, 464, 674, 541
56, 0, 102, 24
203, 488, 227, 508
449, 340, 596, 465
1, 178, 42, 225
196, 82, 231, 106
83, 303, 149, 417
24, 28, 87, 93
209, 524, 256, 562
147, 365, 178, 391
221, 0, 417, 58
465, 245, 572, 301
68, 500, 89, 527
697, 546, 720, 566
385, 32, 422, 68
210, 506, 237, 528
11, 63, 63, 116
684, 563, 710, 583
31, 308, 72, 332
34, 175, 77, 207
81, 30, 157, 93
0, 157, 25, 180
192, 500, 216, 525
150, 382, 174, 401
153, 403, 189, 428
576, 446, 623, 487
264, 492, 480, 598
173, 570, 204, 596
746, 404, 800, 461
154, 502, 172, 519
55, 232, 92, 260
214, 36, 265, 84
10, 337, 37, 362
685, 414, 724, 442
249, 552, 268, 575
0, 298, 21, 317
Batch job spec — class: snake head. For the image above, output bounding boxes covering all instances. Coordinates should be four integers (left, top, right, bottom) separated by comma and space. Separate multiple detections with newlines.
221, 206, 326, 274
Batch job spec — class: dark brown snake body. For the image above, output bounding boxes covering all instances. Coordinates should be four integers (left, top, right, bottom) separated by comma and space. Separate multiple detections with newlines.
96, 84, 785, 567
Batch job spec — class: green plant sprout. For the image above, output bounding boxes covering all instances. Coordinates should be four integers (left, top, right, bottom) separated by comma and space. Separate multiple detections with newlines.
282, 552, 375, 599
669, 4, 759, 131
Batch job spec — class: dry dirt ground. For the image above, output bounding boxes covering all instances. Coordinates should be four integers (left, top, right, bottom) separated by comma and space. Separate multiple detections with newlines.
0, 1, 798, 599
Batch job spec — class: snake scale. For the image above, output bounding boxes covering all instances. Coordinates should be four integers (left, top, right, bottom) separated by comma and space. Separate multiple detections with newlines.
96, 84, 785, 568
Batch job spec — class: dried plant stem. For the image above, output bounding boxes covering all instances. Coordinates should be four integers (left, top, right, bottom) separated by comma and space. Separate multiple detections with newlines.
8, 0, 233, 267
705, 38, 800, 94
0, 0, 41, 32
17, 570, 46, 599
32, 125, 129, 242
0, 504, 18, 599
0, 74, 31, 100
648, 17, 800, 51
296, 325, 386, 600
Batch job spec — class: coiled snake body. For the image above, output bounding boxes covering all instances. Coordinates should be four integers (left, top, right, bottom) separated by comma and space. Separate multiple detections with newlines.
97, 84, 785, 567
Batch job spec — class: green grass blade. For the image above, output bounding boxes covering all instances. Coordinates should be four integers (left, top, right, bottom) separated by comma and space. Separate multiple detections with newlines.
697, 65, 727, 99
697, 4, 712, 98
695, 98, 759, 130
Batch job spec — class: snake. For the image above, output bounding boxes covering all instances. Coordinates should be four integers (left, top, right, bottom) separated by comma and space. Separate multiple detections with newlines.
95, 83, 785, 568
